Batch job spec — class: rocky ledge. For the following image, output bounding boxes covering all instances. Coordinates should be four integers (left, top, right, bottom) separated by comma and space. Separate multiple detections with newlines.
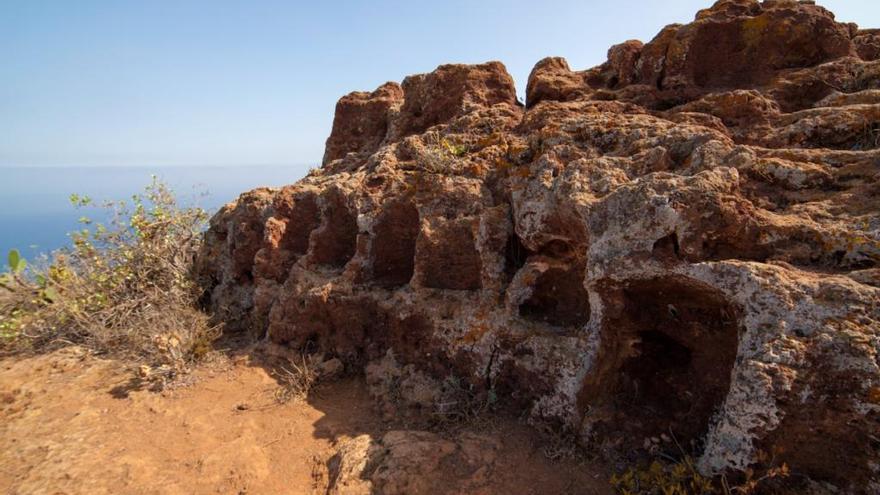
196, 0, 880, 491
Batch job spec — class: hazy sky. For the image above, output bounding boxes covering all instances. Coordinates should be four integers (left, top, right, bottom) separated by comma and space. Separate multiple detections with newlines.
2, 1, 878, 172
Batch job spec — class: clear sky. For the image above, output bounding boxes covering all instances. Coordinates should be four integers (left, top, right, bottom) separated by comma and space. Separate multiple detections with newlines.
1, 1, 878, 173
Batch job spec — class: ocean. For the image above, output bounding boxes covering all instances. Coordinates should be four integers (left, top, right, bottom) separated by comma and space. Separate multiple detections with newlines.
0, 165, 306, 262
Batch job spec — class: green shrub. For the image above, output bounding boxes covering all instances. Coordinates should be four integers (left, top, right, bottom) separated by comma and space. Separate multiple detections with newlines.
0, 177, 217, 382
611, 457, 716, 495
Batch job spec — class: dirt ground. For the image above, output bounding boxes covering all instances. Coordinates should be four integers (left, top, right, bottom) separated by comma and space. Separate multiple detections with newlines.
0, 347, 613, 495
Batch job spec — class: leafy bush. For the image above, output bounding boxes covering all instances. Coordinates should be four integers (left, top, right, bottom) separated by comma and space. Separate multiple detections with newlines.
0, 177, 217, 381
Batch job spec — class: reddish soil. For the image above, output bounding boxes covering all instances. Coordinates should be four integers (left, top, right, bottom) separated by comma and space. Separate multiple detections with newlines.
0, 348, 613, 494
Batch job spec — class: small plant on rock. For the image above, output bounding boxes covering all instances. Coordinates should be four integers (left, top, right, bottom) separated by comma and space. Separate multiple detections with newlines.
611, 457, 716, 495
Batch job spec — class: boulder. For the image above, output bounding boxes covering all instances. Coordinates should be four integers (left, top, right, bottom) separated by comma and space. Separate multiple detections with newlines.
323, 82, 403, 165
315, 431, 500, 495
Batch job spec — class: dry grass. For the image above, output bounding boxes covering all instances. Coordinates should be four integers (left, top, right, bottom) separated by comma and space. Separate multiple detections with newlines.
272, 354, 319, 404
413, 131, 468, 174
429, 374, 497, 425
855, 121, 880, 150
0, 177, 218, 381
541, 430, 584, 462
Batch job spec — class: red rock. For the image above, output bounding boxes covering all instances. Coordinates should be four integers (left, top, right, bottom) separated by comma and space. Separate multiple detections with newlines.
323, 82, 403, 165
197, 1, 880, 490
525, 57, 590, 108
606, 40, 643, 88
855, 29, 880, 61
392, 61, 520, 139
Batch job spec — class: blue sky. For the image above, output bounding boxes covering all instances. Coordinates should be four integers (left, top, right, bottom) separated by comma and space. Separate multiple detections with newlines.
1, 1, 878, 173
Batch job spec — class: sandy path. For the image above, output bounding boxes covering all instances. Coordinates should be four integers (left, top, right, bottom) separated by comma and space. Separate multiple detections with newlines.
0, 348, 611, 495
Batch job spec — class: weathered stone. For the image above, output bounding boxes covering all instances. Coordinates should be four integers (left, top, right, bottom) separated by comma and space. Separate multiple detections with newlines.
855, 29, 880, 61
323, 82, 403, 165
392, 61, 520, 140
316, 358, 344, 380
606, 40, 644, 88
525, 57, 591, 108
197, 1, 880, 491
315, 430, 500, 495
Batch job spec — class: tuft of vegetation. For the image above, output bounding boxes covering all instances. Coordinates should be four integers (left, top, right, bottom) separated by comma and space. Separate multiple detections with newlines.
431, 374, 497, 424
854, 121, 880, 150
272, 353, 319, 404
610, 449, 790, 495
440, 137, 468, 158
611, 457, 717, 495
0, 177, 218, 383
414, 132, 469, 174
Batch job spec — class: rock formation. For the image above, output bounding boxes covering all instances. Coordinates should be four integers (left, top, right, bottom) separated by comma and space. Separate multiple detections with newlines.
314, 431, 502, 495
196, 0, 880, 490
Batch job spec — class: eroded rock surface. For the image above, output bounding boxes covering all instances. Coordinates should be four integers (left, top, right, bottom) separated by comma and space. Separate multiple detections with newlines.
315, 431, 500, 495
197, 1, 880, 490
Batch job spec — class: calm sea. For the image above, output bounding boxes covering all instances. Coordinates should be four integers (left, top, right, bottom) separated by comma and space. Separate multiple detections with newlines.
0, 165, 306, 262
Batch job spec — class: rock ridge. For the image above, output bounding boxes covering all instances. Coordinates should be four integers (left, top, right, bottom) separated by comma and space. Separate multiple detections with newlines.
196, 1, 880, 490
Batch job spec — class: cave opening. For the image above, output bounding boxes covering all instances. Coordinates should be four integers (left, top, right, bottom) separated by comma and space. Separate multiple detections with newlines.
582, 277, 741, 451
282, 195, 321, 257
418, 219, 483, 291
518, 262, 590, 328
369, 201, 420, 288
651, 232, 681, 263
308, 194, 358, 268
258, 196, 322, 283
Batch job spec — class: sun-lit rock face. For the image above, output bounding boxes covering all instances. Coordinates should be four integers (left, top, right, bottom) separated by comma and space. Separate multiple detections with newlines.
196, 1, 880, 490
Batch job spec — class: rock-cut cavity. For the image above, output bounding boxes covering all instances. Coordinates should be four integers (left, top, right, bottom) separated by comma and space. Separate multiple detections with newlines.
582, 277, 741, 449
416, 218, 482, 290
309, 191, 358, 268
368, 200, 420, 288
518, 262, 590, 328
